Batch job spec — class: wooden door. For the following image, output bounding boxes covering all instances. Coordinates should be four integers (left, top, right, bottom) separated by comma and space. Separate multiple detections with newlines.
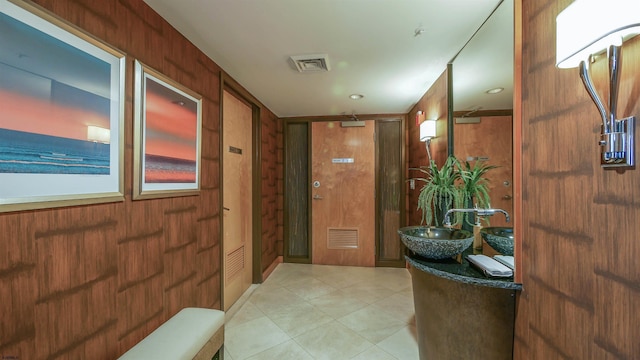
311, 121, 375, 267
454, 116, 513, 227
222, 90, 253, 311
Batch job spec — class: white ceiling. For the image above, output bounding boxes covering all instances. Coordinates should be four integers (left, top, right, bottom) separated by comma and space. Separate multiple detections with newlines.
142, 0, 513, 118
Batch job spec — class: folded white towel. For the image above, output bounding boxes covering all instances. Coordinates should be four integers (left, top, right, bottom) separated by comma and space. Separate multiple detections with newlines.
467, 254, 513, 277
493, 255, 514, 270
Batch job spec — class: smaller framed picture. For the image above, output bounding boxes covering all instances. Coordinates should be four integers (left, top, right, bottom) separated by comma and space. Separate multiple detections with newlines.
133, 61, 202, 200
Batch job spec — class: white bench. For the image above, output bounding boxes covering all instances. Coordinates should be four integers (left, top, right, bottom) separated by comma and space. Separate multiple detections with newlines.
119, 307, 225, 360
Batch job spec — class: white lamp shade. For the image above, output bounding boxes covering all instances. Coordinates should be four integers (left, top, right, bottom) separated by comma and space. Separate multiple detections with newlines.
556, 0, 640, 68
419, 119, 437, 141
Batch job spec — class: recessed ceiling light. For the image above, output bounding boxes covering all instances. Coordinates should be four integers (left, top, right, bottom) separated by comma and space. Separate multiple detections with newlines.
485, 87, 504, 94
349, 94, 364, 100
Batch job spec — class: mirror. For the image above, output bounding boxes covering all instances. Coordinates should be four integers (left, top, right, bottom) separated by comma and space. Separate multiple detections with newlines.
451, 0, 514, 231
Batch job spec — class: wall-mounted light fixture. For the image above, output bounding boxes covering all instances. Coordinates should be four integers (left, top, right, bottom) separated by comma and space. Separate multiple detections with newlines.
556, 0, 640, 168
419, 119, 437, 141
420, 119, 437, 163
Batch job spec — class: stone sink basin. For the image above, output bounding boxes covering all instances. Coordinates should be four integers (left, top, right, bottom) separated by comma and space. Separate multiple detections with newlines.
398, 226, 473, 260
480, 227, 514, 256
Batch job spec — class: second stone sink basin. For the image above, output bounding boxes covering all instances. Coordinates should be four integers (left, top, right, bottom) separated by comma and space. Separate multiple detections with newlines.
398, 226, 473, 259
480, 227, 514, 256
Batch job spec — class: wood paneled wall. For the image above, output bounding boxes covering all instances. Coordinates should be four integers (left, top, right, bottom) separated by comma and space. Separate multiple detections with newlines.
407, 69, 450, 226
260, 109, 283, 270
0, 0, 282, 358
516, 0, 640, 358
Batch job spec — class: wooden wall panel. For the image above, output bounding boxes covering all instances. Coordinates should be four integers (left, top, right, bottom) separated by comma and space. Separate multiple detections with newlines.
276, 119, 285, 258
406, 69, 450, 226
261, 110, 280, 273
0, 0, 281, 358
517, 0, 640, 358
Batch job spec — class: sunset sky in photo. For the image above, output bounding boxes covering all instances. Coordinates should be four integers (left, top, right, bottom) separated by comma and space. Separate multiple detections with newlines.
0, 89, 110, 142
144, 89, 198, 161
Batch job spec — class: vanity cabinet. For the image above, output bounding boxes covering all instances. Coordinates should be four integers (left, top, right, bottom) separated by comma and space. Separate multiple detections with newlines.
407, 251, 521, 360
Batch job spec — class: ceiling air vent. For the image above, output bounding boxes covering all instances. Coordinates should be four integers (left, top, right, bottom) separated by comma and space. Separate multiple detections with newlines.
289, 54, 331, 73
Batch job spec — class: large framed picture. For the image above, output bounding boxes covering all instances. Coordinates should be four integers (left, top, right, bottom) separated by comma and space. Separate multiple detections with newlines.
133, 61, 202, 200
0, 0, 125, 212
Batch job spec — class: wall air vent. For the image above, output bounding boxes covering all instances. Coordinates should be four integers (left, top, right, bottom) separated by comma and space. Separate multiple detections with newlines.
289, 54, 331, 73
327, 228, 359, 249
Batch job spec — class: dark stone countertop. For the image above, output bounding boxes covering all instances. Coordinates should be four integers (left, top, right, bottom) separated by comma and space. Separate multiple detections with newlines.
406, 248, 523, 291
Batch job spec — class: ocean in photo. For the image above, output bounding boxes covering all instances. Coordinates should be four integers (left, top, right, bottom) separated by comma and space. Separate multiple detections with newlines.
145, 154, 196, 183
0, 128, 110, 175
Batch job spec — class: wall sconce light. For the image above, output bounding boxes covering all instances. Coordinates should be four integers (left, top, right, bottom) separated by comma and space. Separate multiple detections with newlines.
419, 119, 437, 141
556, 0, 640, 168
420, 119, 437, 162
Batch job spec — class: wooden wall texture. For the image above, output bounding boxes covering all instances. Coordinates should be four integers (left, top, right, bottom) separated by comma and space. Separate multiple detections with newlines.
260, 109, 283, 268
516, 0, 640, 358
407, 70, 450, 226
0, 0, 282, 359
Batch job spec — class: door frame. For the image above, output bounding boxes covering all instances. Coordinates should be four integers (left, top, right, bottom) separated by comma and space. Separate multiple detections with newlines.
219, 74, 262, 311
282, 115, 407, 267
375, 117, 406, 267
283, 118, 313, 264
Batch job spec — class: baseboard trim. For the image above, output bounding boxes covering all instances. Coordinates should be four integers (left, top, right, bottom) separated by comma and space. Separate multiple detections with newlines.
262, 256, 283, 281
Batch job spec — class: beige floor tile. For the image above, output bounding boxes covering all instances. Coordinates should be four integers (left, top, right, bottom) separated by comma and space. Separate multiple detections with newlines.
339, 282, 397, 304
312, 267, 374, 288
226, 301, 265, 329
250, 279, 285, 295
399, 284, 414, 297
376, 325, 419, 360
266, 301, 334, 337
372, 292, 415, 325
226, 284, 259, 321
224, 263, 417, 360
281, 277, 336, 300
245, 340, 313, 360
249, 286, 307, 314
307, 289, 370, 318
225, 316, 290, 360
294, 321, 374, 360
350, 346, 398, 360
266, 263, 316, 286
338, 305, 406, 343
224, 347, 233, 360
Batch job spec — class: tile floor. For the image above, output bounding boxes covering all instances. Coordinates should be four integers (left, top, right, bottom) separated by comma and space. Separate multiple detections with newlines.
223, 263, 419, 360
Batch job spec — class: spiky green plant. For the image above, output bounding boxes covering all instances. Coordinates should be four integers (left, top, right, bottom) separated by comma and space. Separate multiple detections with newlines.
411, 156, 498, 227
412, 156, 464, 226
458, 160, 498, 226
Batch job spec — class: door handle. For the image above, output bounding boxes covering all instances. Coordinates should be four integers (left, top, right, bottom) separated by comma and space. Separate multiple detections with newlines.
313, 194, 323, 200
223, 207, 230, 211
502, 195, 512, 200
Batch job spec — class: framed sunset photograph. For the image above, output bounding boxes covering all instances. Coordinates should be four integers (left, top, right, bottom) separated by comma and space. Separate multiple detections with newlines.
0, 0, 125, 212
133, 61, 202, 200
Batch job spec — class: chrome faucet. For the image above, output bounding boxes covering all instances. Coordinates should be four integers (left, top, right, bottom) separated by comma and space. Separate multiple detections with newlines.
443, 208, 476, 227
443, 206, 510, 226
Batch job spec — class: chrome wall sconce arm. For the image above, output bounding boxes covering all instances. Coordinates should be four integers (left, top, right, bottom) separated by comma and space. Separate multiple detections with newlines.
556, 0, 640, 168
578, 46, 634, 167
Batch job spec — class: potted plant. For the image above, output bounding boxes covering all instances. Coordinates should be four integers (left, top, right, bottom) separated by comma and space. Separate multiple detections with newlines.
458, 159, 497, 228
413, 156, 463, 226
412, 156, 496, 227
